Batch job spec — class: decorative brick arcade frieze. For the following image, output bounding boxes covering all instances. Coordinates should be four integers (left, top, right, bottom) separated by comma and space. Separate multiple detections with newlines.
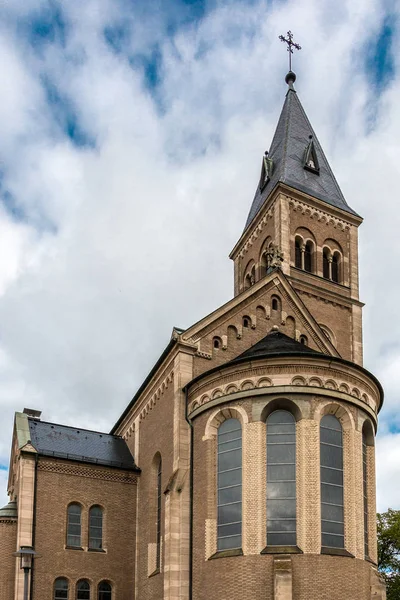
38, 461, 138, 484
187, 361, 379, 419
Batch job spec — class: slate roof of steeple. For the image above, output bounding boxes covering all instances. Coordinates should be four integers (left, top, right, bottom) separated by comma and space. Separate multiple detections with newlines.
245, 74, 358, 230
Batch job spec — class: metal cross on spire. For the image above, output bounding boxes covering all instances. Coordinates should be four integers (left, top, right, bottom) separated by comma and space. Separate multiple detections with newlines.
279, 31, 301, 72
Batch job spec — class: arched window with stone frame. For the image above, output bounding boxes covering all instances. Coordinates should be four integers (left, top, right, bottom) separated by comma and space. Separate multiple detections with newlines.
76, 580, 90, 600
331, 251, 341, 283
88, 505, 103, 550
260, 238, 273, 278
54, 578, 69, 600
323, 247, 331, 280
266, 410, 297, 546
98, 581, 112, 600
66, 503, 82, 548
295, 236, 303, 269
304, 240, 314, 273
217, 418, 242, 551
320, 414, 344, 549
243, 259, 256, 290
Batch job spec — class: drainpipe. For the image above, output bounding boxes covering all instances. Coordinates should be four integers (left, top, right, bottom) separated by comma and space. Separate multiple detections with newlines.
184, 387, 194, 600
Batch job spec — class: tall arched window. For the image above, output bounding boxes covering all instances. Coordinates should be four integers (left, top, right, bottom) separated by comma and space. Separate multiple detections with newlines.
295, 238, 302, 269
156, 456, 162, 569
98, 582, 112, 600
67, 504, 81, 547
323, 248, 330, 280
304, 241, 313, 272
320, 415, 344, 548
331, 252, 340, 283
76, 580, 90, 600
54, 578, 69, 600
89, 505, 103, 550
266, 411, 296, 546
217, 418, 242, 550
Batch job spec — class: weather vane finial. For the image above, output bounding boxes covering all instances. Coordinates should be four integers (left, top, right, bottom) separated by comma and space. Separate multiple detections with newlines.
279, 30, 301, 72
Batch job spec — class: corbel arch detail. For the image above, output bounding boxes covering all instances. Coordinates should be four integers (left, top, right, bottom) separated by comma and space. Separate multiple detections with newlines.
204, 405, 249, 440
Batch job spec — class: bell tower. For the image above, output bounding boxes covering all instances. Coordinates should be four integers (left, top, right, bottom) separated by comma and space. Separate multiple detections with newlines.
185, 64, 385, 600
230, 70, 364, 365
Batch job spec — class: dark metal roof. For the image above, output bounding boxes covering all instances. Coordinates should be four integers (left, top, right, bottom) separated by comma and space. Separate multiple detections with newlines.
234, 329, 323, 362
185, 329, 384, 413
245, 80, 358, 230
28, 418, 138, 470
0, 500, 17, 519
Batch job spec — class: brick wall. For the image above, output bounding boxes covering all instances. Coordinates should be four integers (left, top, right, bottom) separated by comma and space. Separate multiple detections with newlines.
190, 388, 378, 600
134, 382, 175, 600
0, 520, 17, 600
32, 459, 137, 600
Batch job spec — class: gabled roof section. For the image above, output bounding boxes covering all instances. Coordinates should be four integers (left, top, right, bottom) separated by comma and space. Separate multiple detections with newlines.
182, 267, 339, 358
245, 74, 358, 230
28, 418, 138, 471
235, 329, 323, 362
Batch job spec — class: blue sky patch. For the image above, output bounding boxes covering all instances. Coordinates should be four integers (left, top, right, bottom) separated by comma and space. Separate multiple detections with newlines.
130, 46, 163, 91
0, 168, 26, 223
104, 24, 130, 55
23, 1, 68, 52
365, 17, 396, 93
41, 76, 96, 149
0, 465, 7, 472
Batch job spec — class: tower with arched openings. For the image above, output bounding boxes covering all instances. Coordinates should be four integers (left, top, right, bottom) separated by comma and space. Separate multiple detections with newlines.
0, 71, 385, 600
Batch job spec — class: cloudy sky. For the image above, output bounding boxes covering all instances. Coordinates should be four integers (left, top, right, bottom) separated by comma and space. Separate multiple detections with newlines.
0, 0, 399, 510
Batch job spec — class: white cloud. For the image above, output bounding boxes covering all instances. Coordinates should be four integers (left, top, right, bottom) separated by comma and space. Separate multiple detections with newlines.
0, 0, 399, 512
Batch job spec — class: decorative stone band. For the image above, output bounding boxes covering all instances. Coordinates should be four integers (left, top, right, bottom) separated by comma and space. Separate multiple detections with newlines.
187, 357, 381, 424
37, 460, 138, 484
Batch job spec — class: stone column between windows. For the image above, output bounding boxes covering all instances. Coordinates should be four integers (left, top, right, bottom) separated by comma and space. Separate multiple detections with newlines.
163, 352, 193, 600
351, 304, 363, 366
296, 418, 320, 553
300, 246, 305, 270
277, 195, 291, 276
366, 445, 378, 564
316, 246, 323, 277
204, 436, 217, 559
343, 427, 357, 557
353, 428, 365, 559
15, 452, 36, 600
349, 225, 360, 300
242, 421, 266, 555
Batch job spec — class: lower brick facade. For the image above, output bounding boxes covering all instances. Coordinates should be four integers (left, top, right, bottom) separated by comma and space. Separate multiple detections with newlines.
32, 460, 137, 600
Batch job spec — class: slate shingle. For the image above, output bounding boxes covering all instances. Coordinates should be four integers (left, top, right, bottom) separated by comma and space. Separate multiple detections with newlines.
28, 418, 137, 470
245, 82, 358, 230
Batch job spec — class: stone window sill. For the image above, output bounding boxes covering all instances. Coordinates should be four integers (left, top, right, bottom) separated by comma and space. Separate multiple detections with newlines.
148, 568, 160, 578
321, 547, 354, 557
65, 546, 84, 551
209, 548, 243, 560
88, 548, 106, 553
261, 545, 303, 554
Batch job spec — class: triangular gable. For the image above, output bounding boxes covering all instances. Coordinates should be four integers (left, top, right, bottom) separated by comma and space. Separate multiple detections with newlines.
182, 268, 339, 358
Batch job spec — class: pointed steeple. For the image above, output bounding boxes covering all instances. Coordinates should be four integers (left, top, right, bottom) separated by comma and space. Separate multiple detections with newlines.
245, 72, 357, 230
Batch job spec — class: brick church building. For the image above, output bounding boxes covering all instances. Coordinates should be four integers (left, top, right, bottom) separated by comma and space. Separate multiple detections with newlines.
0, 70, 387, 599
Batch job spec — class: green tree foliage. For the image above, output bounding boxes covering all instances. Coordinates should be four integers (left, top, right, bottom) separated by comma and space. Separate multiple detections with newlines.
378, 509, 400, 599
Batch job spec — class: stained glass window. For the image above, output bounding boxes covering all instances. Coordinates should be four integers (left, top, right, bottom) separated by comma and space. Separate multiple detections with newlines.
267, 411, 296, 546
217, 419, 242, 551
